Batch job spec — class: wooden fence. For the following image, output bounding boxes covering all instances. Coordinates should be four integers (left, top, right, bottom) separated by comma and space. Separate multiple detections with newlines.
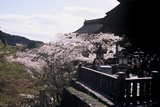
77, 65, 160, 106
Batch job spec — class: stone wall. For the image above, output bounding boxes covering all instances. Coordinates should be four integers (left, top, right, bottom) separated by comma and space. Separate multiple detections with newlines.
60, 87, 107, 107
61, 88, 92, 107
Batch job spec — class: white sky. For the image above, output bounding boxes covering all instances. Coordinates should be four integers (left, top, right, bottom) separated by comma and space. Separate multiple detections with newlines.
0, 0, 119, 42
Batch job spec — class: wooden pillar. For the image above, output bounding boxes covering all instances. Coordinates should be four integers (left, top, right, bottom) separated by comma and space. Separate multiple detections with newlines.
151, 71, 160, 101
77, 63, 82, 80
117, 72, 125, 101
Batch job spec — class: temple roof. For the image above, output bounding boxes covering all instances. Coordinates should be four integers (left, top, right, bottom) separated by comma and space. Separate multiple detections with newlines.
75, 0, 160, 53
75, 1, 130, 35
75, 24, 102, 34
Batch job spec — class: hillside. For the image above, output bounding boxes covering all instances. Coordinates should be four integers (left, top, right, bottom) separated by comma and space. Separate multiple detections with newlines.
0, 42, 41, 107
3, 33, 122, 107
7, 33, 122, 73
0, 31, 44, 49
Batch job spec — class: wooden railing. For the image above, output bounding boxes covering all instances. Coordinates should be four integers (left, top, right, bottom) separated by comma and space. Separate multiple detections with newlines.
77, 65, 160, 106
125, 77, 152, 99
78, 66, 118, 97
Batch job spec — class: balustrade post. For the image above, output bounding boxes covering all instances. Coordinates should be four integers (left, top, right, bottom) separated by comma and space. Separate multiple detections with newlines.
77, 62, 82, 80
117, 72, 125, 102
151, 71, 160, 101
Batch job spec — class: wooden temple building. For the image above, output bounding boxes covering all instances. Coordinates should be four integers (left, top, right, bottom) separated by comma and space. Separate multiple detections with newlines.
62, 0, 160, 106
62, 45, 160, 107
75, 0, 160, 54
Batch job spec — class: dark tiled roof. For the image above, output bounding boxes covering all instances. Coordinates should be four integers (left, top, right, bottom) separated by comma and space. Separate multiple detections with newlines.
75, 0, 160, 53
75, 24, 103, 34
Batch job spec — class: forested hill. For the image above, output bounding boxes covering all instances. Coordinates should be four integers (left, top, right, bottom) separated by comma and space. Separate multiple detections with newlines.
0, 31, 44, 49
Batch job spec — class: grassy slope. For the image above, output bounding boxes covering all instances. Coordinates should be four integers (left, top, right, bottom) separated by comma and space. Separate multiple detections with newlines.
0, 43, 40, 107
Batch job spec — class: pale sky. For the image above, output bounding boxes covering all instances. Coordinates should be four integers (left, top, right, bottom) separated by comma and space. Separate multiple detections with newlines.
0, 0, 119, 42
